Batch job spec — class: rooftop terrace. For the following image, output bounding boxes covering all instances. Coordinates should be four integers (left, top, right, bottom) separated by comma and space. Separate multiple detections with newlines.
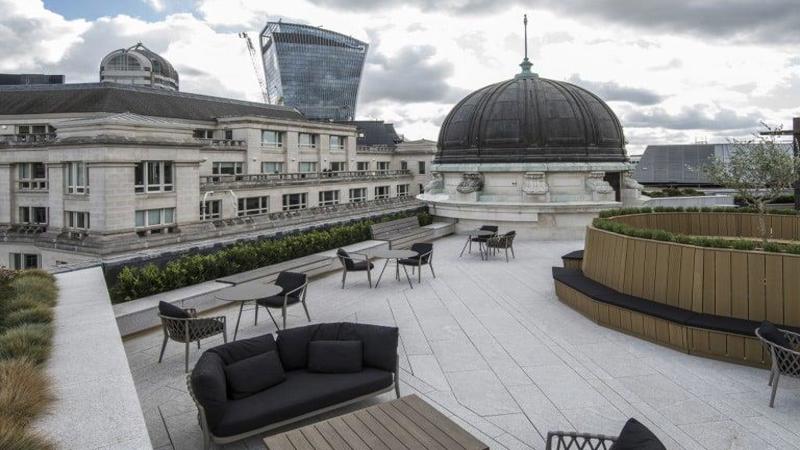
123, 235, 800, 449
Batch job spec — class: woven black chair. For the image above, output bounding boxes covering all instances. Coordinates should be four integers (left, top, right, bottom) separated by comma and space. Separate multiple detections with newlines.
256, 271, 310, 330
157, 301, 227, 373
398, 242, 435, 283
755, 322, 800, 407
487, 230, 516, 262
469, 225, 498, 254
337, 248, 374, 288
545, 431, 616, 450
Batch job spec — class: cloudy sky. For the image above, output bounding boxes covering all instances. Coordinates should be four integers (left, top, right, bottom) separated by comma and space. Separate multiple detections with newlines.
3, 0, 799, 154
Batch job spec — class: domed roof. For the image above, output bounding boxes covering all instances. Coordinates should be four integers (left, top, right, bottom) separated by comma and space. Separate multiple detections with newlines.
436, 73, 626, 164
100, 43, 179, 91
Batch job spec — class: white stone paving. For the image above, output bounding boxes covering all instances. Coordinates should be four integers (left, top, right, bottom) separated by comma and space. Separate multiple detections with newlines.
123, 235, 800, 450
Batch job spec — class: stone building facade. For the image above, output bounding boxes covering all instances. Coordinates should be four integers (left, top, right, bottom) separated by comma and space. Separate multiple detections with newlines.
0, 84, 434, 270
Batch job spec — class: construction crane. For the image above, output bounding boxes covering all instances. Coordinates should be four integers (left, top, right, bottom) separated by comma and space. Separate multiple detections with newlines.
239, 32, 269, 104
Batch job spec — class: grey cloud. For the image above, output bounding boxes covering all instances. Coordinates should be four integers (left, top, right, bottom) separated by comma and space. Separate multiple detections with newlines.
359, 44, 468, 103
751, 74, 800, 110
624, 105, 761, 131
567, 74, 664, 106
305, 0, 800, 44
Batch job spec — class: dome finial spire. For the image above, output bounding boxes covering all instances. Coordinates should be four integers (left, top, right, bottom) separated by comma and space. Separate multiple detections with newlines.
517, 13, 536, 78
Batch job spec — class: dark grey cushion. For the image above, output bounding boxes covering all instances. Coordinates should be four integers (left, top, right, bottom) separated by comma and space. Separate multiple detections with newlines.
209, 334, 277, 365
159, 301, 190, 319
610, 418, 666, 450
308, 340, 363, 373
212, 368, 393, 437
759, 321, 791, 349
337, 248, 354, 270
257, 295, 301, 309
276, 271, 306, 298
191, 352, 228, 430
224, 351, 285, 400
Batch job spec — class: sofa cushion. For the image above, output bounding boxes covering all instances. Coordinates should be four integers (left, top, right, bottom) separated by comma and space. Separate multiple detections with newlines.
224, 351, 285, 400
758, 321, 792, 349
338, 323, 399, 372
159, 301, 190, 319
610, 418, 665, 450
308, 340, 362, 373
209, 334, 277, 365
277, 324, 321, 370
191, 352, 229, 430
212, 368, 393, 437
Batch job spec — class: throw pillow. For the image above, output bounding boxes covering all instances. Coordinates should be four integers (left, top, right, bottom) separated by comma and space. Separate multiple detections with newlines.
758, 321, 792, 349
224, 350, 285, 400
610, 418, 666, 450
158, 301, 190, 319
307, 340, 363, 373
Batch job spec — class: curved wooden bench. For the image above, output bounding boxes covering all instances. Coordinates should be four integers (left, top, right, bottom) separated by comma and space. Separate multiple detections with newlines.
561, 250, 584, 270
552, 267, 800, 368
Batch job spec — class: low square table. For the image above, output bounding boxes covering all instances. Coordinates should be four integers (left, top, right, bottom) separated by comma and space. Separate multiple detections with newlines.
263, 394, 489, 450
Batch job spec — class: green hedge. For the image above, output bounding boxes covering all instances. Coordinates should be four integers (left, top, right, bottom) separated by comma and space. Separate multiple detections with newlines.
110, 210, 433, 303
593, 209, 800, 255
598, 206, 800, 219
643, 187, 705, 198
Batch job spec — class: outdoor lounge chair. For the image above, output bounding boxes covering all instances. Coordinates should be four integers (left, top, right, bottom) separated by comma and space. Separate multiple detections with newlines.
337, 248, 374, 288
755, 321, 800, 407
255, 271, 310, 330
157, 301, 227, 373
547, 418, 664, 450
188, 322, 400, 449
487, 230, 516, 262
398, 242, 435, 283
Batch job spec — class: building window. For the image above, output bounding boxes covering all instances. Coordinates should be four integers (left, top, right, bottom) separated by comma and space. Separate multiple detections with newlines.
330, 135, 346, 151
65, 162, 89, 194
418, 161, 426, 175
18, 206, 48, 225
238, 196, 269, 216
349, 188, 367, 203
318, 190, 339, 206
374, 186, 390, 199
261, 130, 283, 147
64, 211, 90, 230
282, 193, 307, 210
299, 162, 317, 173
356, 162, 369, 172
397, 184, 409, 197
200, 200, 221, 221
329, 161, 346, 172
212, 162, 243, 175
10, 253, 39, 270
419, 183, 424, 194
17, 163, 47, 190
193, 129, 214, 139
135, 208, 175, 230
400, 161, 408, 170
224, 129, 233, 140
377, 161, 390, 173
298, 133, 317, 148
135, 161, 174, 193
261, 162, 284, 174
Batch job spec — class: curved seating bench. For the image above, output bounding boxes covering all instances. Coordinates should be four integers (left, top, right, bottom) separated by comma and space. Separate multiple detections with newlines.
553, 267, 800, 368
561, 250, 584, 270
188, 322, 399, 449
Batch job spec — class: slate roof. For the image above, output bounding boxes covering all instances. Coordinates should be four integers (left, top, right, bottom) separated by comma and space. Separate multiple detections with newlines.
0, 83, 305, 122
344, 120, 402, 147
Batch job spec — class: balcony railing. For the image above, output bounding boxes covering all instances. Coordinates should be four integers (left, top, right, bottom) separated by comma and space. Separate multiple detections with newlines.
0, 133, 57, 144
198, 138, 246, 148
201, 169, 413, 189
357, 145, 396, 153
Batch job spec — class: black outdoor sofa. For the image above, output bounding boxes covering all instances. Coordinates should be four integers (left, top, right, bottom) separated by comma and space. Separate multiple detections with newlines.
188, 322, 399, 449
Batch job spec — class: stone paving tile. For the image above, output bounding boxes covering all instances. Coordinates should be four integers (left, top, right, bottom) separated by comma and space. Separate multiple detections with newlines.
124, 236, 800, 449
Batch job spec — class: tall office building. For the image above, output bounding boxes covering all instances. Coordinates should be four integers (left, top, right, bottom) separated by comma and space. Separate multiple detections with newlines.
260, 22, 368, 121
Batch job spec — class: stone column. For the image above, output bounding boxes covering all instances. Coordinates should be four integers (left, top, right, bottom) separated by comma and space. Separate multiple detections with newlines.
0, 164, 12, 225
47, 163, 65, 229
345, 135, 357, 171
244, 128, 262, 174
318, 134, 330, 170
175, 162, 200, 224
88, 162, 136, 233
285, 131, 299, 173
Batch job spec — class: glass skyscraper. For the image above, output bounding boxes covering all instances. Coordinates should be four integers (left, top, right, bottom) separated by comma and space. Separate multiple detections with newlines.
260, 22, 368, 121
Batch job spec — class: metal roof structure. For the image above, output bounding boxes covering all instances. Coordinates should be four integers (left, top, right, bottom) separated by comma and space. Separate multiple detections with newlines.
343, 120, 402, 148
0, 83, 305, 122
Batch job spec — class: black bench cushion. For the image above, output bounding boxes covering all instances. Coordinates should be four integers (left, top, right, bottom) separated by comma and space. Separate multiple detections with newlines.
562, 250, 584, 260
308, 340, 363, 373
277, 323, 399, 372
257, 295, 302, 308
208, 334, 277, 365
553, 267, 800, 338
159, 301, 190, 319
212, 368, 393, 437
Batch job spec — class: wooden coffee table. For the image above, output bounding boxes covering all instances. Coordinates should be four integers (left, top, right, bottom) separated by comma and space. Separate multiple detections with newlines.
263, 394, 488, 449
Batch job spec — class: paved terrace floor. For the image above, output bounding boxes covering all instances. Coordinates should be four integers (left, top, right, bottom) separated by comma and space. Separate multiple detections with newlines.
124, 235, 800, 450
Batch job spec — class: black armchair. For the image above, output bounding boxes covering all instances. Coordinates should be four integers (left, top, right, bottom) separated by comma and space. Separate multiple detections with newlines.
487, 230, 516, 262
469, 225, 498, 254
398, 242, 436, 283
755, 321, 800, 407
157, 301, 227, 373
337, 248, 374, 288
256, 272, 310, 330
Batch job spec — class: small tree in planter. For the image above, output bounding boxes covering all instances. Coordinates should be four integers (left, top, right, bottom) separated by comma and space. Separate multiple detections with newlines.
705, 125, 800, 247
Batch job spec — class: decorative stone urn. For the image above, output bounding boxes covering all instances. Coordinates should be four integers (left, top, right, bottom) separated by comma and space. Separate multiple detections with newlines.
585, 171, 614, 202
522, 171, 549, 202
456, 172, 483, 194
424, 172, 444, 194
